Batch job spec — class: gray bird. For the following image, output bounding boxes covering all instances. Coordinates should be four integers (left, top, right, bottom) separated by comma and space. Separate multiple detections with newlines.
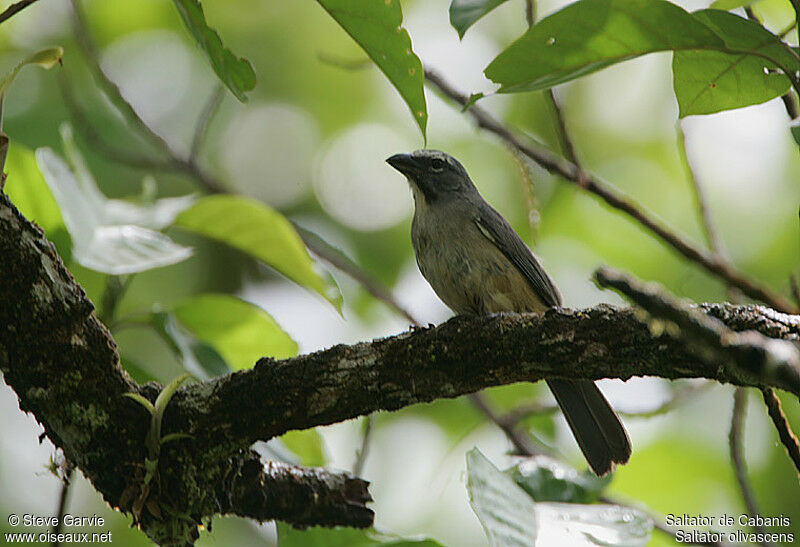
387, 149, 631, 475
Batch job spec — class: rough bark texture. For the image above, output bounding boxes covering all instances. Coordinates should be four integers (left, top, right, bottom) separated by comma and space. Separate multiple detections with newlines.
2, 192, 800, 544
0, 194, 371, 545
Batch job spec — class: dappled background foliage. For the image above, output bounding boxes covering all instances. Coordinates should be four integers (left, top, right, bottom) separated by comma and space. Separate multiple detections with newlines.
1, 0, 799, 545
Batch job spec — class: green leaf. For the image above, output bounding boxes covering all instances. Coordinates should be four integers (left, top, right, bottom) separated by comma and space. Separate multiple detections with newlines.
316, 0, 427, 139
0, 46, 63, 103
673, 10, 798, 116
174, 195, 342, 310
172, 0, 256, 101
507, 455, 611, 504
449, 0, 514, 39
150, 310, 230, 378
466, 448, 538, 547
791, 118, 800, 146
485, 0, 726, 93
172, 293, 297, 370
280, 429, 327, 467
673, 51, 789, 116
276, 523, 444, 547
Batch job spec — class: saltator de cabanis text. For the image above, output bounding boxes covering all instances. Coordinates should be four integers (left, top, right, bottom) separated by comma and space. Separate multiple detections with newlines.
387, 149, 631, 476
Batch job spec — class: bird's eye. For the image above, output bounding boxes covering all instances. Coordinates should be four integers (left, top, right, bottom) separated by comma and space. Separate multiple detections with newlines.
430, 158, 445, 172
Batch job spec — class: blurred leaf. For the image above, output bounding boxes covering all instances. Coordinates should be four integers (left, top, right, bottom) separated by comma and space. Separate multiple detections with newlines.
316, 0, 427, 139
276, 523, 443, 546
3, 144, 71, 259
534, 502, 652, 546
172, 0, 256, 101
150, 310, 230, 379
60, 124, 196, 230
36, 147, 192, 274
280, 429, 326, 467
466, 448, 538, 547
449, 0, 514, 39
172, 293, 297, 370
484, 0, 726, 93
174, 195, 342, 310
0, 46, 63, 102
120, 352, 159, 384
507, 456, 611, 504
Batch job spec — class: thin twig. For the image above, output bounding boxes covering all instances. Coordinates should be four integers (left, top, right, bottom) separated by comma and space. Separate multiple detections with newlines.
51, 469, 73, 547
761, 388, 800, 477
729, 388, 771, 546
547, 90, 579, 166
778, 21, 797, 39
0, 0, 39, 25
525, 0, 535, 27
423, 68, 798, 313
677, 123, 726, 256
504, 381, 713, 423
467, 393, 544, 456
190, 85, 224, 163
352, 415, 373, 477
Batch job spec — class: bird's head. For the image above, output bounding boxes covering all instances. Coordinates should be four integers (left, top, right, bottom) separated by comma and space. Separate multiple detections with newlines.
386, 150, 474, 204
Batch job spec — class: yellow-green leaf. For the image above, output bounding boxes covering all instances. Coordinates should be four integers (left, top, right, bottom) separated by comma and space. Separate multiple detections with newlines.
173, 293, 297, 370
175, 195, 341, 309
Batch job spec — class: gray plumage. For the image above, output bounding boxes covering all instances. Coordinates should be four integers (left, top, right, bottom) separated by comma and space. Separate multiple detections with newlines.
387, 149, 631, 476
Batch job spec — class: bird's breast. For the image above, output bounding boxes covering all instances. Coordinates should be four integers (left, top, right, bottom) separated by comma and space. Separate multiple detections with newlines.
411, 213, 547, 315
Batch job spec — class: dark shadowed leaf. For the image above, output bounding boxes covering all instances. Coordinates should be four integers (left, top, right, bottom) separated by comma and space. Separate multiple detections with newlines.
507, 456, 611, 504
172, 0, 256, 101
174, 195, 342, 310
466, 448, 538, 547
484, 0, 725, 93
449, 0, 514, 39
316, 0, 427, 139
150, 311, 229, 379
172, 293, 297, 370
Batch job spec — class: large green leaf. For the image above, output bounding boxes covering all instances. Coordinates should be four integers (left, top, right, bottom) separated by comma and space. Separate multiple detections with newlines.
316, 0, 427, 139
533, 502, 652, 545
172, 293, 297, 370
174, 195, 342, 310
449, 0, 514, 39
673, 51, 789, 116
485, 0, 724, 93
172, 0, 256, 101
673, 10, 798, 116
466, 448, 538, 547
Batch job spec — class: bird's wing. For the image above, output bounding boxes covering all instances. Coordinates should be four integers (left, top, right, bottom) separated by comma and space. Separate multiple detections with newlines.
474, 203, 562, 307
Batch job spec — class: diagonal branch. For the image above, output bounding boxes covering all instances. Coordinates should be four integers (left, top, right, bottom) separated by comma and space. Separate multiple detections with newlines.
0, 0, 40, 25
423, 69, 798, 314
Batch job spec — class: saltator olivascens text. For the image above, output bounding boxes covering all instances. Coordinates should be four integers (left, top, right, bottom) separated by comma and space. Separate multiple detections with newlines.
387, 149, 631, 476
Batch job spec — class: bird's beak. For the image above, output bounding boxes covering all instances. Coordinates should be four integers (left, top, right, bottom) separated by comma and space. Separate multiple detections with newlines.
386, 153, 421, 178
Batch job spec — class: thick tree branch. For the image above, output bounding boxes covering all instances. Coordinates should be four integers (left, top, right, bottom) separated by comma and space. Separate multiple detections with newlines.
0, 193, 371, 544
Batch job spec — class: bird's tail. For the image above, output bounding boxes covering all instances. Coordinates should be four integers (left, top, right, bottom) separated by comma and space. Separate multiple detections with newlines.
546, 378, 631, 476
